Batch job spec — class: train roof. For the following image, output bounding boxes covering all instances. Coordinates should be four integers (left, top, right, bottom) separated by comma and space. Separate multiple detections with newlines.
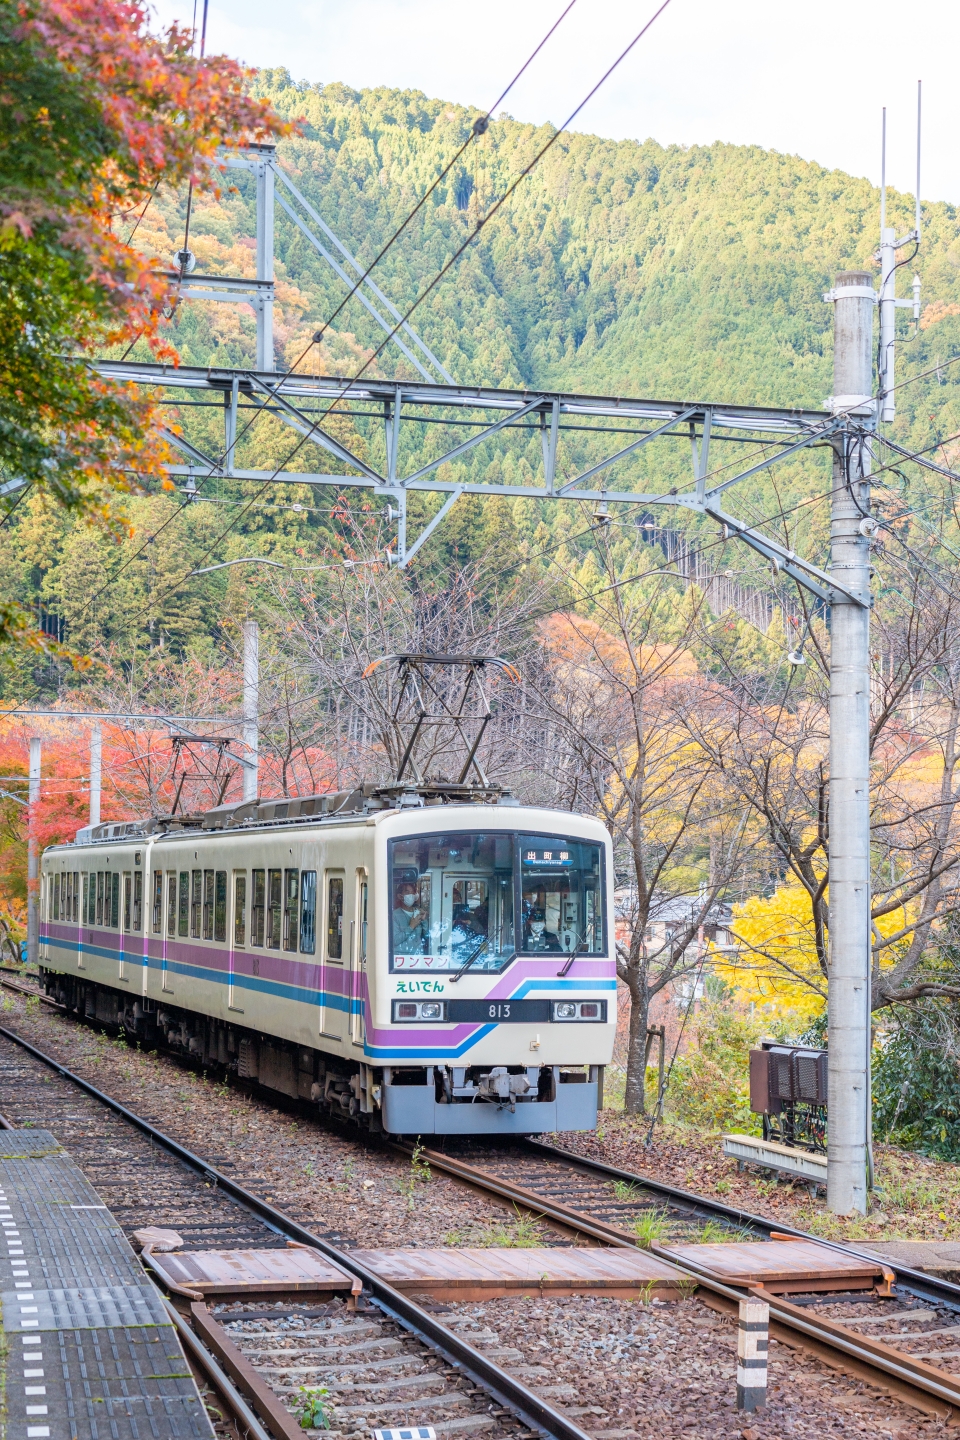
47, 784, 609, 854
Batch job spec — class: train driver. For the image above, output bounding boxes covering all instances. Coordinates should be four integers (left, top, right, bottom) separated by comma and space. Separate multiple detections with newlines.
524, 908, 562, 952
393, 882, 427, 953
451, 895, 488, 961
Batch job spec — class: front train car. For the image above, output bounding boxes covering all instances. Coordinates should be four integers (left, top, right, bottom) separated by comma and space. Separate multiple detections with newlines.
373, 803, 615, 1134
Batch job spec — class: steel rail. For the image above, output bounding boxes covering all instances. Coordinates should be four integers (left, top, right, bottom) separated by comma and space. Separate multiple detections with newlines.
158, 1291, 276, 1440
0, 1022, 590, 1440
8, 985, 960, 1419
403, 1143, 960, 1421
5, 971, 957, 1318
527, 1137, 960, 1314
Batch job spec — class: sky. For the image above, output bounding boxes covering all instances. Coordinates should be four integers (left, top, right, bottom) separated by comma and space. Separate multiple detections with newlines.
150, 0, 960, 207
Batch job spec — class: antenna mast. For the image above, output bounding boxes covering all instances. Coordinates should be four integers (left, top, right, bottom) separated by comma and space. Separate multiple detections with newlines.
877, 82, 923, 424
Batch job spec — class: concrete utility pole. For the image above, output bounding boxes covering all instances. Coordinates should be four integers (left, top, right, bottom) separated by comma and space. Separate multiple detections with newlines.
26, 736, 41, 968
827, 270, 876, 1215
242, 619, 259, 802
89, 724, 102, 828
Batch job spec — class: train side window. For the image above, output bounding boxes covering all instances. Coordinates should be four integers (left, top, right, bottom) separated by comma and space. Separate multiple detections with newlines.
214, 871, 227, 942
300, 871, 317, 954
251, 869, 265, 945
153, 871, 163, 932
133, 872, 143, 932
177, 871, 189, 937
326, 876, 344, 960
203, 869, 215, 940
96, 872, 105, 926
267, 868, 282, 949
66, 872, 74, 921
123, 874, 132, 931
110, 872, 120, 929
81, 873, 89, 925
191, 870, 202, 937
53, 874, 61, 920
283, 869, 299, 952
233, 873, 247, 947
167, 872, 177, 936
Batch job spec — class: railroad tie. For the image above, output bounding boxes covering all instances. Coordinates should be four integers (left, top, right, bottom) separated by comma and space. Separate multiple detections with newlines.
736, 1297, 769, 1413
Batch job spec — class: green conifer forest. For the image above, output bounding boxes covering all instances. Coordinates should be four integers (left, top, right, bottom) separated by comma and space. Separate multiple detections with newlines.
6, 73, 960, 684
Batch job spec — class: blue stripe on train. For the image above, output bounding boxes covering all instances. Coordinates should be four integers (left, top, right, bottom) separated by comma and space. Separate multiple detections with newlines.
40, 933, 616, 1060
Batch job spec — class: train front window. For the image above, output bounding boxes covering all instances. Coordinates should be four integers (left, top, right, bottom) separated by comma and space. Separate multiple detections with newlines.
389, 832, 515, 973
519, 835, 604, 955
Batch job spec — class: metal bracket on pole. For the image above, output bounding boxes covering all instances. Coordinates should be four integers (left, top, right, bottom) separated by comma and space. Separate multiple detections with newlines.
701, 503, 868, 607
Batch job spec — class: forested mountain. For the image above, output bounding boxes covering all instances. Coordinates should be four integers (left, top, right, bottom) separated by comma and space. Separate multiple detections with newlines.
6, 73, 960, 688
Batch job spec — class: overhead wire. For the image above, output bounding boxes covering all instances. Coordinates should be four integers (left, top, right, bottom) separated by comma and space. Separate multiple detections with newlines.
0, 481, 34, 530
119, 0, 678, 627
307, 0, 581, 354
81, 0, 584, 614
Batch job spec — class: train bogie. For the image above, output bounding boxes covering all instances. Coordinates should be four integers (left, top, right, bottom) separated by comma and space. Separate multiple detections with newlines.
39, 798, 616, 1134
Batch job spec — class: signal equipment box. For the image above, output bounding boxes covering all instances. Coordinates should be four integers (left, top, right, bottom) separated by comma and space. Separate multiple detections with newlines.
749, 1041, 827, 1154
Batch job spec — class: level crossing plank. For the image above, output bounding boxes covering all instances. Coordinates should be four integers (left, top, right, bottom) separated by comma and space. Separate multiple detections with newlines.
660, 1237, 892, 1294
348, 1246, 688, 1300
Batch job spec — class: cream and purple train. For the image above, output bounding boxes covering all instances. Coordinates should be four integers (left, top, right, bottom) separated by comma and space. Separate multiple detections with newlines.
38, 788, 615, 1134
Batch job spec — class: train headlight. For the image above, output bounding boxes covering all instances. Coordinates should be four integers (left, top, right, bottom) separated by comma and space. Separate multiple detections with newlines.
392, 999, 448, 1022
551, 1000, 607, 1022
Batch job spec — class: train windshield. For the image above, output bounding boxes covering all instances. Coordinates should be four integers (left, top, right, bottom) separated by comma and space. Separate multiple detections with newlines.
388, 830, 605, 973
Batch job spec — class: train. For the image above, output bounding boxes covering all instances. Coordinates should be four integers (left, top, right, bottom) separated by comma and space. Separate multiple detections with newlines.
38, 784, 616, 1135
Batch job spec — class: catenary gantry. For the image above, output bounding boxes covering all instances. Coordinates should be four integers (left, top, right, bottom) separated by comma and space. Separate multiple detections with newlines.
97, 359, 866, 602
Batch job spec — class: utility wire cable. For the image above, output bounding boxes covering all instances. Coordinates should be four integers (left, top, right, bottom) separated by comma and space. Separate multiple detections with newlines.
0, 481, 34, 531
307, 0, 580, 352
84, 0, 583, 612
122, 0, 678, 625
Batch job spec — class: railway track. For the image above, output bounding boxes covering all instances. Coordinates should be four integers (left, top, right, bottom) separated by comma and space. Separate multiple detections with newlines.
0, 1022, 591, 1440
409, 1140, 960, 1422
6, 978, 960, 1426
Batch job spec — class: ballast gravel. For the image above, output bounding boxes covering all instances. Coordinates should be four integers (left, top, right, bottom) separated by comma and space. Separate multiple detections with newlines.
0, 993, 948, 1437
436, 1294, 945, 1438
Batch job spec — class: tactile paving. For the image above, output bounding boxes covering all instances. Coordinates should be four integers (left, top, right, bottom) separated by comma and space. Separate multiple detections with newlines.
0, 1128, 214, 1439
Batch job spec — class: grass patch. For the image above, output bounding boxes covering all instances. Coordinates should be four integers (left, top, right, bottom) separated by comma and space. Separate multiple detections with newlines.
632, 1209, 670, 1248
445, 1205, 546, 1248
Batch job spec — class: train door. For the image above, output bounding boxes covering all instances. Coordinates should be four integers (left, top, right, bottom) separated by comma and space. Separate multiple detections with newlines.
350, 872, 368, 1048
130, 865, 144, 989
79, 872, 88, 969
229, 870, 246, 1012
120, 871, 131, 983
320, 870, 346, 1041
162, 869, 176, 993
